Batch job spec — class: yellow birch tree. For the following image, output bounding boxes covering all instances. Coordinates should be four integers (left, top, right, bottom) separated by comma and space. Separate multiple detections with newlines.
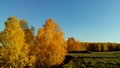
34, 18, 67, 67
67, 37, 80, 51
0, 16, 29, 68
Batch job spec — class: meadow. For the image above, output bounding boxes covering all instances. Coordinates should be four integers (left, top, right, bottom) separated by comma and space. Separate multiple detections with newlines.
62, 51, 120, 68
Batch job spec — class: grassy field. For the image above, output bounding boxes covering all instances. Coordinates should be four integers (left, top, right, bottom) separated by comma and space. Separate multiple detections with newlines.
62, 51, 120, 68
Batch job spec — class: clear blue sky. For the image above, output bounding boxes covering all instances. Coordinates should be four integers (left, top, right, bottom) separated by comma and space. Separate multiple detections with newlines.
0, 0, 120, 42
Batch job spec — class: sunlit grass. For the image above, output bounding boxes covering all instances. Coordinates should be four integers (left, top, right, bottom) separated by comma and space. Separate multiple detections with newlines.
63, 51, 120, 68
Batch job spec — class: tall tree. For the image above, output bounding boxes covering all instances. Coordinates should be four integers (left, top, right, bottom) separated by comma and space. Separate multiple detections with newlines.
19, 20, 35, 67
34, 18, 67, 67
0, 16, 28, 68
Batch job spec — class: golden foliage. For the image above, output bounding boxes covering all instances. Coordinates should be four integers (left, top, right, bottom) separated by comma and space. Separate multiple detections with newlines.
67, 37, 81, 51
108, 43, 119, 51
19, 20, 34, 45
87, 43, 101, 52
0, 32, 3, 43
33, 18, 67, 67
2, 16, 25, 50
101, 43, 108, 52
80, 42, 88, 51
0, 16, 29, 68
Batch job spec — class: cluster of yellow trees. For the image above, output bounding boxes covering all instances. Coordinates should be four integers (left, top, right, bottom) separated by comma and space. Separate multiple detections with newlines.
67, 37, 120, 52
0, 16, 120, 68
0, 16, 67, 68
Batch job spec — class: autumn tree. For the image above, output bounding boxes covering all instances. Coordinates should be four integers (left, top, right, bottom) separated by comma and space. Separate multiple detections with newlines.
19, 20, 35, 45
80, 42, 88, 51
19, 19, 36, 67
116, 44, 120, 51
0, 16, 29, 68
101, 43, 108, 52
88, 43, 101, 52
67, 37, 81, 51
0, 32, 1, 43
33, 18, 67, 67
96, 43, 101, 51
0, 32, 3, 45
108, 43, 116, 51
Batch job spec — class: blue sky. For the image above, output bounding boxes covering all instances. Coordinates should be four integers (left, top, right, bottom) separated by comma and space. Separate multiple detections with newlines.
0, 0, 120, 42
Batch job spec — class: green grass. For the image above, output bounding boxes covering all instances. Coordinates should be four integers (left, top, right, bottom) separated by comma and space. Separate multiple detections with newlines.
62, 51, 120, 68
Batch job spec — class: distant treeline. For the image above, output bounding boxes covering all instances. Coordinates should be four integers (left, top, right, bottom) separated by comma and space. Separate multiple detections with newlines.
67, 37, 120, 52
